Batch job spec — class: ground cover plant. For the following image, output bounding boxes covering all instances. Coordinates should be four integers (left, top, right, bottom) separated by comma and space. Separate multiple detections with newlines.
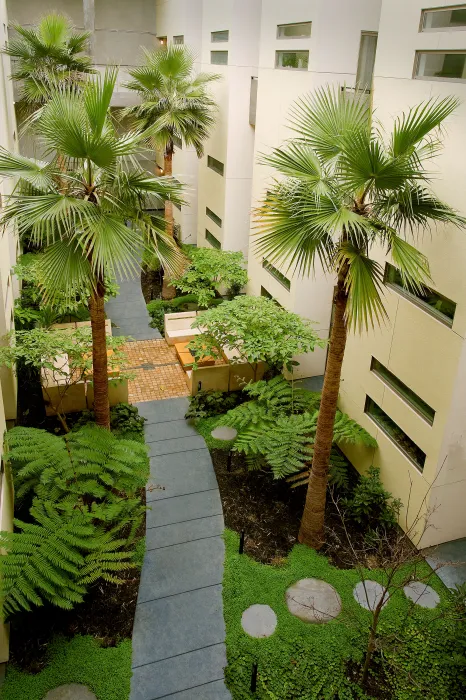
222, 530, 461, 700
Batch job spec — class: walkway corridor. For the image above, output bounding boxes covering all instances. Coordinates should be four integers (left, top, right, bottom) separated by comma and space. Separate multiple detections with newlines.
130, 398, 231, 700
106, 277, 230, 699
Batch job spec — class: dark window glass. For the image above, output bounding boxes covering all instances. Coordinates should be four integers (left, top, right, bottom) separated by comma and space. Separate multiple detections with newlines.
206, 207, 222, 227
371, 358, 435, 425
384, 263, 456, 326
365, 397, 426, 472
206, 229, 221, 249
415, 51, 466, 80
207, 155, 225, 175
263, 259, 291, 290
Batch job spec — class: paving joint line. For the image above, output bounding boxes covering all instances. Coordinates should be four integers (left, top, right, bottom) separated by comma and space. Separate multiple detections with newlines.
146, 488, 217, 503
149, 446, 207, 458
137, 582, 223, 608
153, 678, 226, 700
146, 533, 222, 552
146, 513, 223, 529
131, 641, 225, 670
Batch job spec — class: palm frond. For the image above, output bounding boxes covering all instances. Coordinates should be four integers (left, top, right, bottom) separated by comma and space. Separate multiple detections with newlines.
337, 241, 387, 331
391, 96, 459, 158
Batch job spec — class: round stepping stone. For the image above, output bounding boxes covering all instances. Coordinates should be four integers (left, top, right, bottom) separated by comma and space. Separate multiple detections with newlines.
286, 578, 341, 623
353, 580, 389, 611
403, 581, 440, 608
241, 604, 277, 638
211, 426, 237, 440
43, 685, 97, 700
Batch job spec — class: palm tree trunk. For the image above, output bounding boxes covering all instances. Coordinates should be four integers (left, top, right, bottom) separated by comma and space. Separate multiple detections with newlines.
89, 281, 110, 429
161, 151, 176, 300
298, 276, 348, 549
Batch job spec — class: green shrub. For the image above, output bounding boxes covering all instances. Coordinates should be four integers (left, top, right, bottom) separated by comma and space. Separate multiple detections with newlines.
185, 389, 244, 420
72, 402, 146, 439
147, 294, 224, 333
343, 466, 402, 531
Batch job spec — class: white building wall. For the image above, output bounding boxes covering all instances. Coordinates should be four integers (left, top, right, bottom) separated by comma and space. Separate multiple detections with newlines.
248, 0, 382, 378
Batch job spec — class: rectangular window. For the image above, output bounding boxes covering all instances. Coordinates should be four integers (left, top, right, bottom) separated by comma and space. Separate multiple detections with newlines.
384, 263, 456, 327
275, 50, 309, 70
421, 6, 466, 31
211, 50, 228, 65
205, 229, 221, 249
157, 36, 167, 48
370, 358, 435, 425
364, 397, 426, 472
277, 21, 312, 39
211, 30, 229, 42
263, 259, 291, 290
172, 135, 182, 149
207, 155, 224, 176
415, 51, 466, 81
249, 76, 258, 126
356, 32, 378, 91
173, 35, 184, 44
206, 207, 222, 227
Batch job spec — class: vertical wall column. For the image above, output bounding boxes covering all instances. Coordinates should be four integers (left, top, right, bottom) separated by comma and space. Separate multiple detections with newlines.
83, 0, 95, 57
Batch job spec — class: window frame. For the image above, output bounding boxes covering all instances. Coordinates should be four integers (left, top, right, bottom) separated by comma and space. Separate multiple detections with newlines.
211, 30, 229, 43
262, 258, 291, 291
355, 30, 378, 92
364, 396, 427, 472
276, 21, 312, 39
370, 357, 435, 426
420, 5, 466, 32
173, 35, 184, 44
211, 50, 228, 65
275, 49, 309, 71
205, 229, 221, 249
207, 155, 225, 176
206, 207, 222, 227
413, 49, 466, 82
384, 263, 456, 327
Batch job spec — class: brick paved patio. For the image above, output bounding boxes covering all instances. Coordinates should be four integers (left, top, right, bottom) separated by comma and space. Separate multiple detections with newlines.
123, 339, 189, 403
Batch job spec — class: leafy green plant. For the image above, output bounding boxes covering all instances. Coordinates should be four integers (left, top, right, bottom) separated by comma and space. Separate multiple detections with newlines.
172, 247, 248, 308
218, 376, 376, 479
147, 294, 199, 332
189, 295, 325, 373
1, 425, 149, 616
185, 390, 244, 420
342, 466, 401, 531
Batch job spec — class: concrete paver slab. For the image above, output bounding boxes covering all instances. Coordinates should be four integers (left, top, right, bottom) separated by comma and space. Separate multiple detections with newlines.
353, 580, 389, 611
146, 516, 224, 550
146, 489, 223, 528
286, 578, 342, 623
43, 685, 96, 700
147, 451, 218, 501
155, 679, 232, 699
144, 419, 198, 443
241, 604, 277, 638
404, 581, 440, 608
135, 398, 189, 424
148, 435, 206, 457
138, 536, 225, 603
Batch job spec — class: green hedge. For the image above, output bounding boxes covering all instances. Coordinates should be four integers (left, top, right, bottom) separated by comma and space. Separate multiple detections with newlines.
147, 294, 224, 332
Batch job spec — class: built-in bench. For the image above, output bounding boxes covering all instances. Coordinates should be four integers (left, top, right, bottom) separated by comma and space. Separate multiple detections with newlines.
164, 310, 204, 345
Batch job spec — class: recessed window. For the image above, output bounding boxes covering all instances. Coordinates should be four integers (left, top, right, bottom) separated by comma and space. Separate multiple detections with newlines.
249, 76, 258, 126
207, 155, 224, 176
364, 396, 426, 472
172, 135, 182, 149
206, 207, 222, 227
157, 36, 167, 48
384, 263, 456, 327
211, 50, 228, 65
414, 50, 466, 81
212, 30, 229, 42
421, 6, 466, 31
370, 358, 435, 425
205, 229, 221, 249
356, 31, 378, 91
277, 22, 312, 39
173, 35, 184, 44
263, 259, 291, 291
261, 286, 282, 306
275, 50, 309, 70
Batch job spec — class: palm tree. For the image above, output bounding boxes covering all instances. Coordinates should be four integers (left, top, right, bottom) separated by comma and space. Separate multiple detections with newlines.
0, 68, 184, 429
4, 12, 94, 115
124, 44, 220, 298
255, 86, 464, 549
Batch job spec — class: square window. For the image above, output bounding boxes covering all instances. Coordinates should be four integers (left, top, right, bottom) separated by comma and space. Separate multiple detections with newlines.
211, 50, 228, 65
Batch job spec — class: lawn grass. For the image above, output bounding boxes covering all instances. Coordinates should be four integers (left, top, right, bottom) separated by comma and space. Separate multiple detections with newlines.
222, 529, 457, 700
2, 635, 132, 700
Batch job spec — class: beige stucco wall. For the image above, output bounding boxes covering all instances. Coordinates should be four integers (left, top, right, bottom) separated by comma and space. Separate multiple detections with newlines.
247, 0, 381, 378
339, 0, 466, 546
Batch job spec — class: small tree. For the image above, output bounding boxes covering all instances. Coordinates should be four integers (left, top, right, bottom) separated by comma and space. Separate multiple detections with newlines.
188, 295, 325, 374
3, 12, 94, 116
0, 327, 129, 432
172, 247, 248, 307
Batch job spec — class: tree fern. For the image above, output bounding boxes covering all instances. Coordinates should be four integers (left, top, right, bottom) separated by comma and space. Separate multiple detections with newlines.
1, 425, 149, 617
218, 376, 376, 481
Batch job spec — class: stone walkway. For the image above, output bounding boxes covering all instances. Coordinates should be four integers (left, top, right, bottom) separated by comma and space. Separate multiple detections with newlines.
130, 397, 231, 700
106, 277, 162, 342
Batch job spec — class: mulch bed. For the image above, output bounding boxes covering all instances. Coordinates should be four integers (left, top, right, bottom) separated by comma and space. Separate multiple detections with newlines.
211, 448, 398, 568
